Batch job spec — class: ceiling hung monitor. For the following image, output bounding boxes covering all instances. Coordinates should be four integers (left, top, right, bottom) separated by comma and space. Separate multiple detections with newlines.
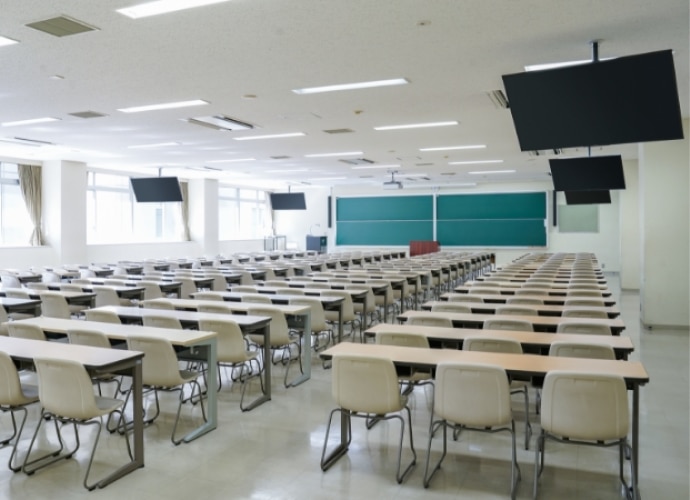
269, 192, 306, 210
565, 190, 612, 205
130, 176, 183, 202
502, 50, 684, 151
549, 155, 625, 192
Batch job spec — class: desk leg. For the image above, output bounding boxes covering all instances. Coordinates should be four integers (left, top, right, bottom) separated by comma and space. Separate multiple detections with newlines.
414, 281, 419, 310
337, 304, 343, 344
383, 292, 388, 323
631, 386, 641, 500
243, 325, 271, 411
183, 337, 218, 442
287, 312, 311, 387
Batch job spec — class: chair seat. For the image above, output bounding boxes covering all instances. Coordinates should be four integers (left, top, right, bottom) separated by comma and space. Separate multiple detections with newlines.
8, 313, 34, 321
219, 350, 259, 365
94, 396, 125, 416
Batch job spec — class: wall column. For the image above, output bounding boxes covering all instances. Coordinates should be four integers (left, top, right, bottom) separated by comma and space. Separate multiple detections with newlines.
619, 160, 640, 290
189, 178, 218, 257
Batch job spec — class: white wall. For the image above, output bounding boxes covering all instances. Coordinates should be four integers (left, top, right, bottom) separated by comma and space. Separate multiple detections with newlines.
619, 160, 640, 289
639, 118, 689, 328
189, 178, 219, 257
272, 188, 330, 251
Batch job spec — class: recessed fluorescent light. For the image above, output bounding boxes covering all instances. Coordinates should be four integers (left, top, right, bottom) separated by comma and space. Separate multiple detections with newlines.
420, 145, 486, 152
308, 177, 347, 181
0, 36, 18, 47
118, 100, 208, 113
449, 160, 504, 165
304, 151, 363, 158
128, 142, 180, 149
117, 0, 230, 19
1, 117, 60, 127
351, 164, 401, 170
292, 78, 408, 95
266, 169, 309, 173
206, 158, 256, 163
233, 132, 305, 141
524, 57, 614, 72
374, 121, 458, 131
467, 169, 516, 175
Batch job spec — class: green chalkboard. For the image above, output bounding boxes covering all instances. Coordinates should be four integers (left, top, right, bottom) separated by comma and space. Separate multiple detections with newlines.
437, 192, 546, 220
437, 220, 547, 246
336, 196, 432, 221
336, 221, 433, 245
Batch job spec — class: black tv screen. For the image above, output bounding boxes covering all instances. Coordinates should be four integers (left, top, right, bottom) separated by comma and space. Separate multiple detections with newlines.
550, 156, 625, 191
565, 190, 612, 205
130, 177, 183, 202
502, 50, 684, 151
270, 192, 306, 210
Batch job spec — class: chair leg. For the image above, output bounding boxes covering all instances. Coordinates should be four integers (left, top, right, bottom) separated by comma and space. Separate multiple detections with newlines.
22, 411, 77, 475
171, 381, 207, 445
6, 407, 30, 472
533, 431, 546, 499
423, 420, 448, 488
395, 406, 417, 483
509, 420, 521, 500
320, 408, 352, 471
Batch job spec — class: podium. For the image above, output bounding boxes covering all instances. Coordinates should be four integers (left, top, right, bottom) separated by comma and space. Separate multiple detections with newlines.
306, 236, 327, 254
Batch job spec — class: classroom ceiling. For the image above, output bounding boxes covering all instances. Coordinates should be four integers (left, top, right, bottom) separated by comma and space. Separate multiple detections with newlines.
0, 1, 687, 191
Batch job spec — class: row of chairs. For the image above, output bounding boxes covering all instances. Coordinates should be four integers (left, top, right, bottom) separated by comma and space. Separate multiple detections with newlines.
446, 294, 608, 307
407, 315, 614, 335
428, 302, 611, 318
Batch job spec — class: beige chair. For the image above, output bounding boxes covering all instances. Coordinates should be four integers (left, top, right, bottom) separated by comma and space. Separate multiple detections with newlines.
0, 351, 39, 471
197, 303, 234, 314
534, 371, 632, 499
92, 285, 127, 307
447, 294, 483, 303
60, 284, 84, 292
507, 297, 544, 305
375, 331, 432, 394
66, 328, 122, 395
407, 315, 453, 328
430, 303, 471, 313
124, 335, 206, 445
197, 318, 262, 409
566, 290, 604, 297
85, 309, 121, 324
23, 357, 132, 490
321, 290, 361, 342
567, 283, 600, 290
209, 274, 228, 292
232, 286, 258, 293
178, 277, 199, 299
463, 336, 532, 450
192, 292, 223, 301
496, 306, 538, 316
247, 306, 302, 387
40, 291, 82, 319
3, 289, 31, 299
548, 341, 615, 360
514, 289, 543, 296
563, 298, 606, 307
136, 281, 163, 300
241, 294, 273, 304
8, 322, 46, 341
278, 288, 304, 296
140, 299, 174, 310
369, 280, 398, 320
320, 353, 416, 483
556, 321, 611, 335
348, 285, 378, 327
0, 275, 21, 289
308, 282, 332, 290
264, 280, 289, 288
561, 308, 608, 319
290, 297, 333, 351
103, 279, 126, 287
142, 314, 182, 330
25, 282, 48, 290
468, 287, 500, 295
423, 362, 520, 497
483, 318, 533, 332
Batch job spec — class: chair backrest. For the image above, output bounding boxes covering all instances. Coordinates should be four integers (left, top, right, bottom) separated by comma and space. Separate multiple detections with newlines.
278, 288, 304, 295
289, 297, 327, 332
60, 284, 83, 292
41, 272, 61, 283
247, 306, 291, 345
563, 298, 606, 307
92, 285, 121, 307
375, 331, 429, 348
0, 275, 21, 289
67, 328, 111, 349
431, 303, 472, 313
463, 335, 523, 354
264, 280, 288, 288
39, 292, 72, 319
332, 353, 403, 414
447, 294, 483, 303
193, 292, 223, 301
567, 283, 600, 290
434, 362, 512, 427
556, 321, 612, 335
198, 318, 246, 361
506, 297, 544, 305
548, 341, 615, 360
103, 279, 126, 286
541, 370, 628, 440
0, 351, 35, 405
468, 287, 500, 295
197, 303, 234, 314
33, 357, 102, 419
232, 286, 258, 293
566, 290, 604, 297
3, 289, 31, 299
482, 318, 533, 332
141, 299, 174, 310
178, 277, 198, 299
407, 315, 453, 328
320, 290, 356, 321
242, 294, 273, 304
476, 280, 501, 286
514, 289, 543, 296
210, 275, 228, 292
307, 282, 332, 290
126, 335, 186, 387
240, 271, 255, 285
142, 314, 182, 330
84, 309, 121, 324
495, 306, 538, 316
561, 308, 608, 319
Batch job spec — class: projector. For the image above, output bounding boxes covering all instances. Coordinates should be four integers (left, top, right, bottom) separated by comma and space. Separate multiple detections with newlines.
383, 181, 403, 190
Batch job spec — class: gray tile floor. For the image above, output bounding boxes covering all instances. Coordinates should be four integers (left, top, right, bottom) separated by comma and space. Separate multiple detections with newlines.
0, 275, 687, 499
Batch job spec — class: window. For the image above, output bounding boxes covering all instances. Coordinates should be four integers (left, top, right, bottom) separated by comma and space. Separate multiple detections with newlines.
87, 171, 183, 244
219, 186, 271, 240
0, 163, 33, 246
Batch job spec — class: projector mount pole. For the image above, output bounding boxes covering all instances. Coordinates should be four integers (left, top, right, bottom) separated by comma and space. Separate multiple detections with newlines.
590, 39, 601, 63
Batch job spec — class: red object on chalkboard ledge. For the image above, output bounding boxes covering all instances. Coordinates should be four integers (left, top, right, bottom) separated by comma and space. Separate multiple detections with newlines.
410, 241, 439, 257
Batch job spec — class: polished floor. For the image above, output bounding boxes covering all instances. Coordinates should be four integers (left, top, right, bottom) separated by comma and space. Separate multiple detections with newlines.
0, 275, 687, 499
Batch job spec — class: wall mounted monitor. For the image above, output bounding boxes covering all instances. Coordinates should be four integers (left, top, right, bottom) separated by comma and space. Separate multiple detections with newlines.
549, 155, 625, 192
269, 192, 306, 210
130, 176, 183, 202
502, 50, 684, 151
565, 190, 612, 205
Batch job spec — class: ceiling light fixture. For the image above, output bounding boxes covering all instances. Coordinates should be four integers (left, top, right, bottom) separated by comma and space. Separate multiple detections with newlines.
117, 0, 231, 19
233, 132, 305, 141
524, 57, 614, 72
1, 117, 60, 127
292, 78, 408, 95
118, 99, 208, 113
374, 121, 458, 131
449, 159, 504, 165
128, 141, 180, 149
467, 169, 516, 175
420, 144, 486, 152
0, 36, 18, 47
304, 151, 363, 158
351, 164, 401, 170
206, 158, 256, 163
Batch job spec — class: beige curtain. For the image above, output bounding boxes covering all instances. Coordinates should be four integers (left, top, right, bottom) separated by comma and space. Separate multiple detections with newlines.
180, 180, 191, 241
18, 164, 44, 246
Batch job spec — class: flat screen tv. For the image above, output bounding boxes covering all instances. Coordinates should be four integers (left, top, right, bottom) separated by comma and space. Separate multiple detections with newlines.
565, 190, 612, 205
130, 176, 183, 202
549, 155, 626, 192
502, 50, 684, 151
270, 192, 306, 210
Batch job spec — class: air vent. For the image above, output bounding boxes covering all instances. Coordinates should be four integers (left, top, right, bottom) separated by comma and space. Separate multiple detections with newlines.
26, 16, 98, 37
270, 155, 291, 160
323, 128, 354, 134
186, 115, 253, 131
0, 137, 54, 148
416, 162, 434, 167
486, 89, 510, 109
339, 158, 374, 165
440, 172, 456, 176
406, 176, 430, 181
69, 111, 108, 119
358, 175, 374, 179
